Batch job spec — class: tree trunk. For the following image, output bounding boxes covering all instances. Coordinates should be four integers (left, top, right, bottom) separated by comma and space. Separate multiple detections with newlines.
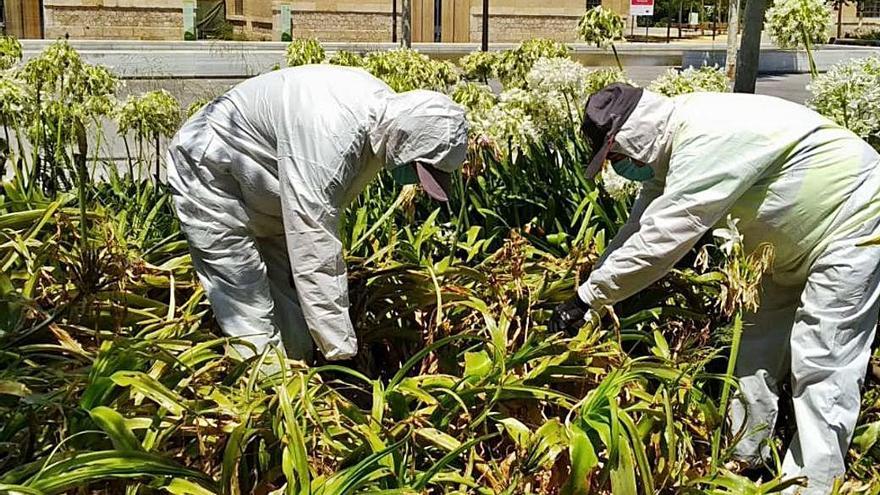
836, 2, 843, 39
725, 0, 740, 82
481, 0, 489, 51
401, 0, 411, 47
734, 0, 766, 93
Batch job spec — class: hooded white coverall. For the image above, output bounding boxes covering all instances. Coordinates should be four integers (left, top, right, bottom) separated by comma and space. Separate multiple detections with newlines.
167, 65, 468, 361
577, 90, 880, 493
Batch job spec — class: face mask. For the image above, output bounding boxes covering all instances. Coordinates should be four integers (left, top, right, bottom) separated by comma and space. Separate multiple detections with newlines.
611, 158, 654, 182
391, 164, 419, 185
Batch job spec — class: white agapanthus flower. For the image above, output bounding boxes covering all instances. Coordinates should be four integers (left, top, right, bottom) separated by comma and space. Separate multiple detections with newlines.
807, 56, 880, 142
526, 57, 590, 96
765, 0, 831, 49
469, 88, 541, 157
713, 215, 744, 257
601, 165, 641, 201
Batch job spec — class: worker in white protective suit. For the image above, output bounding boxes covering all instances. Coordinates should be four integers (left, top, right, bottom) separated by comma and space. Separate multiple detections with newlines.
167, 65, 468, 362
549, 83, 880, 494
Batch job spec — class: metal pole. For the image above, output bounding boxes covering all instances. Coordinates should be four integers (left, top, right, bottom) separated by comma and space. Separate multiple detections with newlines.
401, 0, 411, 47
392, 0, 398, 42
481, 0, 489, 51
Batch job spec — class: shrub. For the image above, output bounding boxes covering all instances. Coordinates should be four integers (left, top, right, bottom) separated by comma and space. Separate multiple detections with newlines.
285, 38, 326, 67
648, 65, 730, 97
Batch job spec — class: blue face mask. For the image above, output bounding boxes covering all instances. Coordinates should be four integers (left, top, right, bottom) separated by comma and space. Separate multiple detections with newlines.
611, 158, 654, 182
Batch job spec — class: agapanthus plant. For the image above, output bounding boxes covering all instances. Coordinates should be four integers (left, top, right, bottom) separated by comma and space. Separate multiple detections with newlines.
495, 38, 571, 87
578, 6, 626, 69
765, 0, 831, 77
807, 56, 880, 149
362, 49, 459, 92
117, 89, 181, 181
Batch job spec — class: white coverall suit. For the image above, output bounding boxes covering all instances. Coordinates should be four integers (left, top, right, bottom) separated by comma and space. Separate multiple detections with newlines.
577, 90, 880, 493
167, 65, 468, 361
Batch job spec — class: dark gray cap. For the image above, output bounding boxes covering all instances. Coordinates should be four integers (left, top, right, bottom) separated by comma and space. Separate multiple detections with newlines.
582, 83, 644, 179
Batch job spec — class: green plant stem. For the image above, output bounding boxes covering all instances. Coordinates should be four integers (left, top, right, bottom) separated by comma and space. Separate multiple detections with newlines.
711, 311, 743, 471
802, 28, 818, 79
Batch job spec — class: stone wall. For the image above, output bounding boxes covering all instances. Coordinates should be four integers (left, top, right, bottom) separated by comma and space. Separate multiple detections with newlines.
272, 9, 400, 42
43, 0, 183, 40
468, 13, 581, 43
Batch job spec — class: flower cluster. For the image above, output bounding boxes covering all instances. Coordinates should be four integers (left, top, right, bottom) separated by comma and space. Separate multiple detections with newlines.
117, 89, 182, 140
765, 0, 830, 49
578, 6, 626, 48
648, 65, 730, 97
285, 38, 326, 67
807, 56, 880, 144
601, 165, 642, 201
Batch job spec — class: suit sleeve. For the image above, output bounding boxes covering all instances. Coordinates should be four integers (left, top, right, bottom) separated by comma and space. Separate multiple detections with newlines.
277, 132, 360, 361
578, 131, 775, 307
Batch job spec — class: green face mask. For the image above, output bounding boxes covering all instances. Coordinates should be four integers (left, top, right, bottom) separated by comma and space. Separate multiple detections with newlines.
391, 164, 419, 185
611, 158, 654, 182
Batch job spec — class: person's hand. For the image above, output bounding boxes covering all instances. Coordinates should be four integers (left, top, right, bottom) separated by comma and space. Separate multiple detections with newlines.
549, 295, 597, 335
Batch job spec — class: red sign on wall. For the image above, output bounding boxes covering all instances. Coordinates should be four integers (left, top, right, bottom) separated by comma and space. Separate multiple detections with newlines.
630, 0, 654, 16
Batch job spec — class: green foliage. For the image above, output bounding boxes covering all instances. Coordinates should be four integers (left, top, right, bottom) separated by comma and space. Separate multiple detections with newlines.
327, 49, 364, 67
648, 65, 731, 97
0, 35, 22, 70
361, 49, 459, 92
765, 0, 831, 48
578, 6, 626, 48
285, 37, 326, 67
807, 56, 880, 148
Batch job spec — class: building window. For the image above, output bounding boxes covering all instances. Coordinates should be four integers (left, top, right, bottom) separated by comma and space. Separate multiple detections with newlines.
586, 0, 602, 9
858, 0, 880, 18
234, 0, 243, 16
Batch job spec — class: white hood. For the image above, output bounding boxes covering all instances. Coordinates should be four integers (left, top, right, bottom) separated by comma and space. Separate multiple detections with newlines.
611, 89, 676, 175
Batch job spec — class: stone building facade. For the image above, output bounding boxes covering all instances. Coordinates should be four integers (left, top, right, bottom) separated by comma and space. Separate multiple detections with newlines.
41, 0, 185, 40
5, 0, 880, 41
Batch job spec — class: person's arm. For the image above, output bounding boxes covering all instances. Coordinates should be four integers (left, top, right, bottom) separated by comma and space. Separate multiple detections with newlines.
578, 131, 775, 308
277, 133, 361, 361
595, 176, 664, 267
